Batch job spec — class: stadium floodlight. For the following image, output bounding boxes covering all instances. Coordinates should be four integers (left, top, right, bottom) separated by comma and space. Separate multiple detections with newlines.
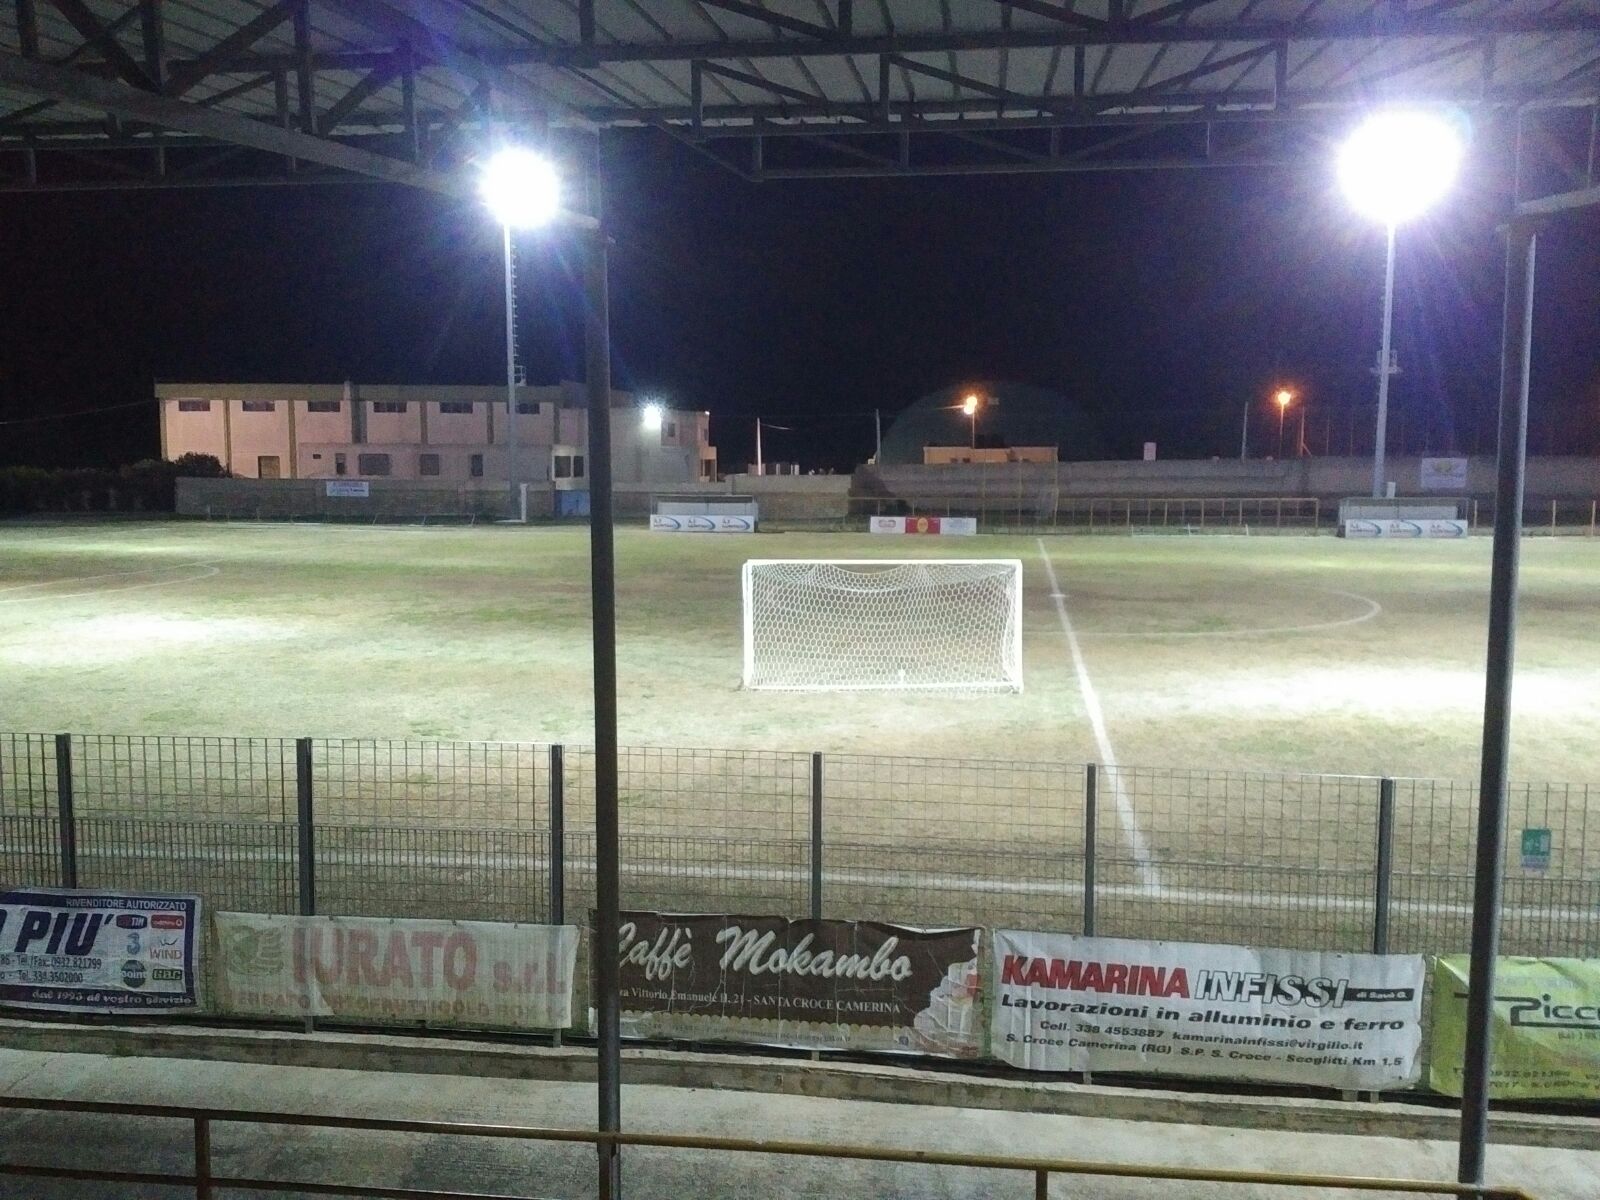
1338, 110, 1465, 497
640, 401, 665, 432
480, 147, 562, 230
481, 147, 562, 519
1275, 388, 1294, 459
962, 392, 981, 448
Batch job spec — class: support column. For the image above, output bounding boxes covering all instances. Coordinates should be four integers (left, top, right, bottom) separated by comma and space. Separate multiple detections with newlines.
584, 218, 622, 1200
1457, 220, 1537, 1187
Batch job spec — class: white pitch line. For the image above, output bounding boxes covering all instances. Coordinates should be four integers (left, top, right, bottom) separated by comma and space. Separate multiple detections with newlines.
1080, 586, 1383, 641
1035, 538, 1160, 893
0, 562, 221, 605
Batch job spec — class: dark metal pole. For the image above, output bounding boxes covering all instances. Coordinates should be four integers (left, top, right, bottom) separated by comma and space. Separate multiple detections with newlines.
1458, 221, 1537, 1187
1373, 778, 1395, 955
810, 752, 824, 921
1082, 763, 1097, 936
583, 218, 622, 1200
295, 738, 315, 917
53, 733, 76, 890
549, 742, 566, 1050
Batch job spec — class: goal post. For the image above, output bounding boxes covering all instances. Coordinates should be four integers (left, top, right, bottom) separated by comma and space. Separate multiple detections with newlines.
741, 559, 1024, 692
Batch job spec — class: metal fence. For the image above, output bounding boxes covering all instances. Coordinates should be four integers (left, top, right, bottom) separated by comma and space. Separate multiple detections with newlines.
3, 733, 1597, 963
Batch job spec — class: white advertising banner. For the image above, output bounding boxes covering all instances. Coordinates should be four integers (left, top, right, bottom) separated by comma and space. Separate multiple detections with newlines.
215, 913, 578, 1029
1419, 457, 1469, 491
991, 932, 1423, 1090
649, 514, 755, 533
868, 516, 978, 535
1343, 518, 1468, 539
325, 480, 370, 498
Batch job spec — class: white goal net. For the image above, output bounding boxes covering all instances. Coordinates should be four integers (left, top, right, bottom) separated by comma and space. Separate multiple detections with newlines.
741, 559, 1023, 692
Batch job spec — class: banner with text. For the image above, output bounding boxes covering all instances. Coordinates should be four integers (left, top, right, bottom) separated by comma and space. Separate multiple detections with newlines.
215, 913, 578, 1029
1429, 956, 1600, 1100
1419, 457, 1469, 491
649, 514, 756, 533
613, 912, 981, 1056
325, 480, 370, 498
991, 932, 1423, 1090
0, 888, 201, 1013
869, 516, 977, 535
1343, 518, 1468, 539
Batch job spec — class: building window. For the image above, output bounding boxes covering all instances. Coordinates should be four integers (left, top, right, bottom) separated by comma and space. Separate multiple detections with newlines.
357, 453, 391, 476
517, 401, 540, 415
469, 454, 484, 478
440, 401, 473, 415
307, 400, 341, 413
176, 399, 210, 412
334, 453, 347, 476
573, 454, 585, 478
257, 455, 281, 479
242, 400, 276, 413
419, 453, 441, 477
372, 401, 407, 414
663, 420, 677, 441
554, 455, 572, 479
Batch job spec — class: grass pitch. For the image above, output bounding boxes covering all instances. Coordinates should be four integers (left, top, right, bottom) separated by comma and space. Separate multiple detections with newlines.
1, 520, 1599, 783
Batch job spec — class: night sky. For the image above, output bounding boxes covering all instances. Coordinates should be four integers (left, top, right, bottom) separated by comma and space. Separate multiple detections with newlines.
2, 125, 1597, 473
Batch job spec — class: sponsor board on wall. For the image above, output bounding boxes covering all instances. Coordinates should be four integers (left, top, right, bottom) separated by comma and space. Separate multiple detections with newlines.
868, 516, 978, 535
215, 913, 578, 1029
1429, 956, 1600, 1100
1419, 457, 1469, 491
991, 932, 1423, 1090
1343, 518, 1468, 539
649, 514, 756, 533
325, 480, 371, 498
0, 889, 201, 1013
612, 912, 982, 1056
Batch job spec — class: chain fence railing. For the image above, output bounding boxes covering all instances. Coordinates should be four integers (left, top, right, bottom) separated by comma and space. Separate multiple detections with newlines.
2, 733, 1597, 963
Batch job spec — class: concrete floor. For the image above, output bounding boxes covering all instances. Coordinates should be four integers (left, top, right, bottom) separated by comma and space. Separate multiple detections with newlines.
0, 1048, 1592, 1199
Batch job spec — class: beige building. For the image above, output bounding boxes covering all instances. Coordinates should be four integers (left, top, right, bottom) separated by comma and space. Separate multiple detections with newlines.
157, 380, 717, 488
923, 445, 1058, 465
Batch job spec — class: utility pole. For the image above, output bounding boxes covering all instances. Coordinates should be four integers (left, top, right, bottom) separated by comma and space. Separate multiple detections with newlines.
874, 408, 882, 463
755, 417, 763, 476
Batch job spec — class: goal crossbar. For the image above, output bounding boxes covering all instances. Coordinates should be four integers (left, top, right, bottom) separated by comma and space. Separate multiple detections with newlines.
741, 559, 1023, 692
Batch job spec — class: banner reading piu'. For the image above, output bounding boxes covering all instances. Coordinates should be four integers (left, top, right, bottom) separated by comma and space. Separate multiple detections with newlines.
612, 912, 981, 1056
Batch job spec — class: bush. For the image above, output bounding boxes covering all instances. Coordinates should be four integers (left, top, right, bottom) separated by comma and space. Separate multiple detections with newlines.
0, 454, 229, 515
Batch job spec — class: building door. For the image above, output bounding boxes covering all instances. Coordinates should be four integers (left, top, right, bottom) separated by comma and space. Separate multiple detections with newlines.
257, 455, 281, 479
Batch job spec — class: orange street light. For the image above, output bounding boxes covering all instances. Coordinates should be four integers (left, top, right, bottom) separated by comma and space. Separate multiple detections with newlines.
961, 393, 981, 448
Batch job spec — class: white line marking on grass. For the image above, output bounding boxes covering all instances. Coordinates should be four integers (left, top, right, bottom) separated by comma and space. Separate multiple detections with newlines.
0, 561, 220, 604
1036, 537, 1160, 893
1080, 586, 1383, 640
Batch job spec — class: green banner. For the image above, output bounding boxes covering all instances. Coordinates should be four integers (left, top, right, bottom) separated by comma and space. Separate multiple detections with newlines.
1429, 956, 1600, 1099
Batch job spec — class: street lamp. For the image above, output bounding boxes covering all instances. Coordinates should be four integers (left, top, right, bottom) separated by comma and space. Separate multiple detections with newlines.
1275, 388, 1294, 459
1338, 110, 1464, 497
480, 147, 562, 518
962, 392, 980, 449
640, 401, 665, 432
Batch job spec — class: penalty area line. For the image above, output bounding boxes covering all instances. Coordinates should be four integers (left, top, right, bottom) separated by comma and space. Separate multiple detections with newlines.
1036, 538, 1161, 894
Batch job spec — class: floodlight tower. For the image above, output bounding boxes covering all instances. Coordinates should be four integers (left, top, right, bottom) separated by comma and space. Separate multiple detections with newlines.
962, 392, 980, 449
1338, 111, 1464, 497
480, 147, 562, 517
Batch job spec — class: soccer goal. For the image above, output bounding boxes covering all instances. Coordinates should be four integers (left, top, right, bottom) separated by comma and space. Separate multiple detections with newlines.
741, 559, 1024, 692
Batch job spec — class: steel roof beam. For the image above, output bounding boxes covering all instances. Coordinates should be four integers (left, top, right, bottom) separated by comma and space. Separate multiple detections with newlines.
165, 0, 298, 99
0, 48, 467, 194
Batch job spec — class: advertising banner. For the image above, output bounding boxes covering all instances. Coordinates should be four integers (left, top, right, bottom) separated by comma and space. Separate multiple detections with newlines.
613, 912, 982, 1056
868, 516, 978, 535
1343, 518, 1468, 539
649, 514, 756, 533
991, 932, 1423, 1090
1429, 956, 1600, 1100
0, 888, 201, 1013
1419, 457, 1469, 491
215, 913, 578, 1029
325, 480, 370, 498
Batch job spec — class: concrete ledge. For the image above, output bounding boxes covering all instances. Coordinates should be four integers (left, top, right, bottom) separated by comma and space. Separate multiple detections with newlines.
1, 1019, 1593, 1151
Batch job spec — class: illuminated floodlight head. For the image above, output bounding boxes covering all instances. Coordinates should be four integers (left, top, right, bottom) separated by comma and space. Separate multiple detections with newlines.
640, 401, 665, 432
1337, 110, 1464, 227
961, 393, 980, 417
1275, 388, 1294, 409
480, 147, 561, 230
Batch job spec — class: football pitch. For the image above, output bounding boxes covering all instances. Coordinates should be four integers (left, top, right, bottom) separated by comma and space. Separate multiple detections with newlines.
2, 519, 1598, 785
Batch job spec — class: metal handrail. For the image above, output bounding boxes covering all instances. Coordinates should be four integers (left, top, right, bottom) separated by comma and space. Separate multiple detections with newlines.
0, 1094, 1537, 1200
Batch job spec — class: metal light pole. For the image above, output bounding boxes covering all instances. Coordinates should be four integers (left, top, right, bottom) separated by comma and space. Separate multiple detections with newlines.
1240, 401, 1250, 460
1371, 223, 1399, 496
502, 222, 520, 518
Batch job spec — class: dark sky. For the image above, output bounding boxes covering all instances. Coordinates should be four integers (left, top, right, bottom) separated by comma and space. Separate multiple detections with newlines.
2, 126, 1597, 472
